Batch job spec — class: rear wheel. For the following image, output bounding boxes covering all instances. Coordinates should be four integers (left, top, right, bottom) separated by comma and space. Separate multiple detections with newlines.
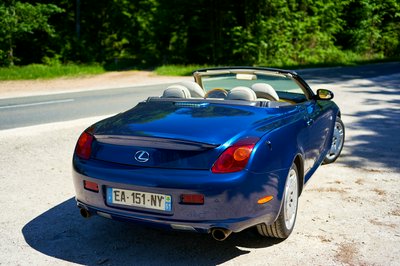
257, 163, 299, 238
323, 116, 345, 164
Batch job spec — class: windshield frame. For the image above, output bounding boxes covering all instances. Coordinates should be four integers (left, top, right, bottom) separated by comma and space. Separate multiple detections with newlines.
193, 67, 314, 102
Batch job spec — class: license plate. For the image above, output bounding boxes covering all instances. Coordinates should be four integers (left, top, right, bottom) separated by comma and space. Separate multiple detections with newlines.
107, 187, 172, 212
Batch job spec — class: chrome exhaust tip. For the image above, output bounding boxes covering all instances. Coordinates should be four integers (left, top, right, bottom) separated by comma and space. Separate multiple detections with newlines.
211, 228, 232, 241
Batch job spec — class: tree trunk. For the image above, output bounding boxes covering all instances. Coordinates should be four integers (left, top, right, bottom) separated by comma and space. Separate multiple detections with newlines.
8, 38, 14, 66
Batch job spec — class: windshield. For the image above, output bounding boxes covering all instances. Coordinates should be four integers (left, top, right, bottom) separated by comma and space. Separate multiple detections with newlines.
199, 71, 308, 103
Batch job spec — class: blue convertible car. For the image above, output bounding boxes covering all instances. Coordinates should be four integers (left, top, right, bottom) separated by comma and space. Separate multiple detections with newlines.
73, 67, 344, 241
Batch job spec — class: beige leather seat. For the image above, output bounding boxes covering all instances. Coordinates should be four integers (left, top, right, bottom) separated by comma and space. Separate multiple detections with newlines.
251, 83, 279, 101
162, 84, 191, 98
227, 86, 257, 101
178, 81, 205, 98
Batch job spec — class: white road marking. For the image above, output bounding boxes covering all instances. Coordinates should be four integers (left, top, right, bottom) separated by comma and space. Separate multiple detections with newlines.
0, 99, 74, 109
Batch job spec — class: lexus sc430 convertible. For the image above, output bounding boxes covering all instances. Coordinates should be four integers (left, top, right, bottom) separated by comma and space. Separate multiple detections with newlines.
72, 67, 344, 241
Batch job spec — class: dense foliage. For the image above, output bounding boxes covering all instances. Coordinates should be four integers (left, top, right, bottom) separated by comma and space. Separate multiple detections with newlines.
0, 0, 399, 68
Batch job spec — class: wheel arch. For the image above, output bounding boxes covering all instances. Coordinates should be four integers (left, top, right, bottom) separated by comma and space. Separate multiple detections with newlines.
293, 154, 304, 196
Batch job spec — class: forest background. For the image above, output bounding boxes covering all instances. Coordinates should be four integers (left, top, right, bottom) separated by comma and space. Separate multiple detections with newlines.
0, 0, 399, 73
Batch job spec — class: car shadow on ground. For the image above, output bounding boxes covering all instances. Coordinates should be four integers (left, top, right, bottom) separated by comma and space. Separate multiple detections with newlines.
22, 198, 283, 265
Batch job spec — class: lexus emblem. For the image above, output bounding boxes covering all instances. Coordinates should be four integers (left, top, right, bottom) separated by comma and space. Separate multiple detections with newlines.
134, 150, 150, 163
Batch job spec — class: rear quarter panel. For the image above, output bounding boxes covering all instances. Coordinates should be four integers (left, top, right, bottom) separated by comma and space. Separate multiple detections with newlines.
247, 107, 307, 202
246, 99, 339, 198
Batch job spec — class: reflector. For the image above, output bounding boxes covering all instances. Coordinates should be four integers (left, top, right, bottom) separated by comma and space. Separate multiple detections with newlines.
180, 194, 204, 204
257, 195, 273, 204
84, 180, 99, 192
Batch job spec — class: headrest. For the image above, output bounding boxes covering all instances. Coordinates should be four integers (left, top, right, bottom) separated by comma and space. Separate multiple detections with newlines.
251, 83, 279, 101
178, 81, 205, 98
162, 84, 191, 98
227, 86, 257, 101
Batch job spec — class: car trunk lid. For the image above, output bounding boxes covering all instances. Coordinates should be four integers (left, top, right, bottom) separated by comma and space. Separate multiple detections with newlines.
90, 101, 292, 169
93, 135, 220, 169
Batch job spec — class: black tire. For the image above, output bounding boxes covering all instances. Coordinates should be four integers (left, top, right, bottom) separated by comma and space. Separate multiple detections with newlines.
323, 116, 345, 164
257, 163, 299, 239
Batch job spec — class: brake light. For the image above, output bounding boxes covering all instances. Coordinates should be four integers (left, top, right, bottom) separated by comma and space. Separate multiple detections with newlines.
212, 137, 259, 173
76, 131, 94, 159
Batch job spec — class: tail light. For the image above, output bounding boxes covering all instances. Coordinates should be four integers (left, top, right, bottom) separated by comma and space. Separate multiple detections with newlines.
212, 137, 259, 173
76, 131, 94, 159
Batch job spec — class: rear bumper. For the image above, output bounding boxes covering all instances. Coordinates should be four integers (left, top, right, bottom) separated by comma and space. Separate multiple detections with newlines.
72, 157, 288, 233
77, 201, 265, 234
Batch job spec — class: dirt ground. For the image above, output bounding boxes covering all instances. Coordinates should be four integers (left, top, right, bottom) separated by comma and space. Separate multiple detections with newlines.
0, 71, 187, 99
0, 66, 399, 265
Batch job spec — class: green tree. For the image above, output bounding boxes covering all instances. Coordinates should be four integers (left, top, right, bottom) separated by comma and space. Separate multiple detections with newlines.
0, 1, 63, 66
231, 0, 350, 66
1, 1, 399, 68
343, 0, 400, 58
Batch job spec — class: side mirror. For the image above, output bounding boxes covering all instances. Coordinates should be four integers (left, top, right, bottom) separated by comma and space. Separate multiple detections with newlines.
316, 89, 334, 100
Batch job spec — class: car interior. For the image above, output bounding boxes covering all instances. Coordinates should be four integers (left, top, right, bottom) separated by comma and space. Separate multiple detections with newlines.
157, 80, 294, 108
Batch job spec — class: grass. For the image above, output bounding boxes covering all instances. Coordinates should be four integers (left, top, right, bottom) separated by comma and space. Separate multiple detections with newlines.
0, 64, 105, 80
154, 65, 218, 76
268, 56, 400, 71
1, 56, 398, 80
153, 56, 400, 76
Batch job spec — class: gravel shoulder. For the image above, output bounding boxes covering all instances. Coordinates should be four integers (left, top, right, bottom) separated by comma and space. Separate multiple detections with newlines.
0, 65, 399, 265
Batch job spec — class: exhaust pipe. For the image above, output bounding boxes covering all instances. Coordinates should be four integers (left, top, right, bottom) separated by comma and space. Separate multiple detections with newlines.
211, 228, 232, 241
79, 207, 91, 219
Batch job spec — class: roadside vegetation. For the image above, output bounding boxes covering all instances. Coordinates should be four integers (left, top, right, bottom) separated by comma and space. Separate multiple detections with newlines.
153, 57, 400, 76
1, 57, 399, 80
0, 64, 104, 80
154, 65, 215, 76
0, 1, 399, 80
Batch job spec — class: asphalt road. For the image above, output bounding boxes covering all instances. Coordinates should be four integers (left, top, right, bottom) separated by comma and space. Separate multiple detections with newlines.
0, 61, 399, 130
297, 61, 400, 82
0, 84, 169, 130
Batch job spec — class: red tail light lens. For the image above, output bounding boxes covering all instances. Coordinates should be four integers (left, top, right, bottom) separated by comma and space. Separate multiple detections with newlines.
212, 137, 259, 173
76, 131, 94, 159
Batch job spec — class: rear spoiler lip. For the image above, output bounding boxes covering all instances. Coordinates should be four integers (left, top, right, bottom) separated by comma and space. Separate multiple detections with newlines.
94, 135, 219, 151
